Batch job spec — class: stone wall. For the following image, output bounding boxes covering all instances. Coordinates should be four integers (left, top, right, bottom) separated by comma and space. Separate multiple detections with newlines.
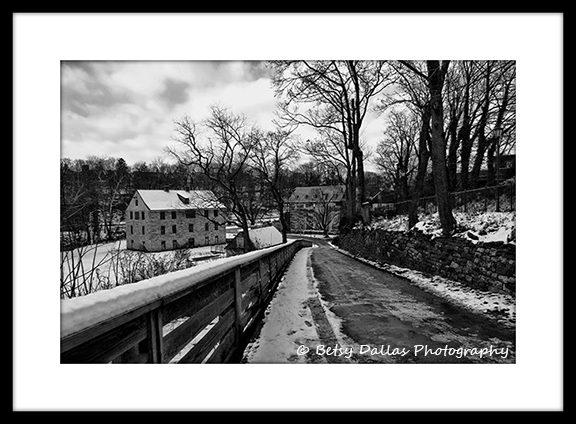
336, 229, 515, 295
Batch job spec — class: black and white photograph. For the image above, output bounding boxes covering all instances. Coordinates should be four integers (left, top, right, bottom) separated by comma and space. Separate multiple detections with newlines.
59, 59, 517, 365
14, 13, 563, 411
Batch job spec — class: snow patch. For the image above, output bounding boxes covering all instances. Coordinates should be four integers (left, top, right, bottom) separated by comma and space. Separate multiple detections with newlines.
363, 211, 515, 244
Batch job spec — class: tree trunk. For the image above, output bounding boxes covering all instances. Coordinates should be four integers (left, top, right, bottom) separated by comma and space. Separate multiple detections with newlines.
458, 81, 472, 191
237, 203, 256, 252
408, 105, 431, 229
241, 220, 255, 252
459, 120, 472, 190
470, 63, 492, 187
348, 153, 357, 225
356, 146, 366, 219
278, 199, 288, 243
427, 60, 456, 236
349, 63, 367, 224
446, 111, 459, 192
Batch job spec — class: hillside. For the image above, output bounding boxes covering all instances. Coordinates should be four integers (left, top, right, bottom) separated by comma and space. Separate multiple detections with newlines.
363, 183, 516, 244
367, 210, 516, 244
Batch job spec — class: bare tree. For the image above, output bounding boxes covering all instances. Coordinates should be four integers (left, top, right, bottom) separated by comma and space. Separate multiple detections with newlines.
484, 61, 516, 186
386, 61, 432, 228
427, 60, 456, 235
455, 60, 516, 189
309, 187, 341, 237
301, 128, 374, 197
167, 105, 259, 253
374, 108, 419, 202
268, 60, 395, 226
250, 127, 299, 243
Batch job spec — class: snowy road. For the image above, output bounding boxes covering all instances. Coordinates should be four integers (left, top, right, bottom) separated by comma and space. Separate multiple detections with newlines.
243, 238, 515, 364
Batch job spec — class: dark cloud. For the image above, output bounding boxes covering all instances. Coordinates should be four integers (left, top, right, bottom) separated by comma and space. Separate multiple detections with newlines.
159, 78, 190, 109
61, 62, 133, 117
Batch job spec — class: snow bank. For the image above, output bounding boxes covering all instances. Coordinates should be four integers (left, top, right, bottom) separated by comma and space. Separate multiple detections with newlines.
61, 240, 298, 339
365, 211, 516, 244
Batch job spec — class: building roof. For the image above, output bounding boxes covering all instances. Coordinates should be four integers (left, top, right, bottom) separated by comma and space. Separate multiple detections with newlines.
229, 226, 283, 250
136, 190, 223, 211
288, 185, 346, 203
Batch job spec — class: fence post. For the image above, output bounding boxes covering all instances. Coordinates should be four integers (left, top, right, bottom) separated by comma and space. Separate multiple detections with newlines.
146, 308, 163, 363
233, 267, 242, 348
463, 189, 467, 213
256, 262, 263, 309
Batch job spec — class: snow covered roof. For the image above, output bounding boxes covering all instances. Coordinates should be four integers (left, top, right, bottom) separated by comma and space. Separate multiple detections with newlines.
249, 226, 283, 249
288, 185, 346, 203
231, 226, 283, 249
136, 190, 223, 211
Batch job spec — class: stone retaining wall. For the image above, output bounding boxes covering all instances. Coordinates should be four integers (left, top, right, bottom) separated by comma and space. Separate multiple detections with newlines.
336, 229, 515, 295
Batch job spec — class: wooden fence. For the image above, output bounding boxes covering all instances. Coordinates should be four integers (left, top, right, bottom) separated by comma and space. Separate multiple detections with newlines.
61, 239, 312, 364
375, 182, 515, 218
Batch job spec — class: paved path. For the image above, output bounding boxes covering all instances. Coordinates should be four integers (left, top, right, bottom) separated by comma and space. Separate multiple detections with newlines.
308, 237, 515, 363
244, 238, 515, 364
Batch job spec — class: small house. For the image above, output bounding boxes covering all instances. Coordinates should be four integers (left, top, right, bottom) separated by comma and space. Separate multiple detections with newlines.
225, 226, 283, 256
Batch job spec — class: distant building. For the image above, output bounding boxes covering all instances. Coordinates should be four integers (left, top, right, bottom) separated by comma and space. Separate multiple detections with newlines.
225, 226, 283, 256
287, 185, 346, 234
125, 189, 226, 252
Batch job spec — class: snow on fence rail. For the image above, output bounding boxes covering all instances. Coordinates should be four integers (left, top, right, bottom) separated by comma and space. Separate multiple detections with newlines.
60, 239, 312, 364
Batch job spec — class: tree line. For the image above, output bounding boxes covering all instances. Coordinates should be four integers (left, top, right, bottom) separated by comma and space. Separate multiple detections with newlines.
60, 149, 362, 249
267, 60, 515, 235
62, 60, 515, 250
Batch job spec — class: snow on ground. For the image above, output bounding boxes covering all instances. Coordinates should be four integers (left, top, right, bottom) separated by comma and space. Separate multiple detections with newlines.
328, 242, 516, 330
366, 211, 515, 244
243, 246, 340, 363
61, 240, 227, 290
242, 247, 322, 363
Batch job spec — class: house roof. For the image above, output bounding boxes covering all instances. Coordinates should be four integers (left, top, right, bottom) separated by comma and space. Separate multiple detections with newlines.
230, 226, 283, 250
136, 190, 223, 211
288, 185, 346, 203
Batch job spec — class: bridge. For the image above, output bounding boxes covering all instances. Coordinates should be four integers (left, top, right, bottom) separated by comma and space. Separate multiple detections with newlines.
60, 239, 312, 363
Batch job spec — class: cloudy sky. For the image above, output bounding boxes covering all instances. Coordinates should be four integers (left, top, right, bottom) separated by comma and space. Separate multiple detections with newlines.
60, 61, 285, 166
60, 60, 386, 169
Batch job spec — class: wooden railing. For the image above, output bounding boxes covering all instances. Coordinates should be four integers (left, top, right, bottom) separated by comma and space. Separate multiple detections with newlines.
61, 239, 312, 363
